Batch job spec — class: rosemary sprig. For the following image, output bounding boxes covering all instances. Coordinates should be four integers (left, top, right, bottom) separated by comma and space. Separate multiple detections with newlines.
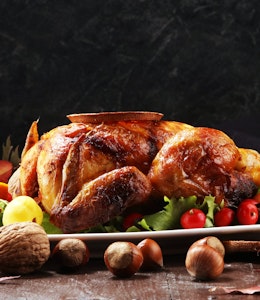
1, 136, 21, 167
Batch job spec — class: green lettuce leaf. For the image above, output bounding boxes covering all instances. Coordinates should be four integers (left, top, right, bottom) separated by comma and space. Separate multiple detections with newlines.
202, 195, 224, 227
0, 199, 8, 226
41, 212, 63, 234
137, 196, 197, 231
135, 195, 222, 231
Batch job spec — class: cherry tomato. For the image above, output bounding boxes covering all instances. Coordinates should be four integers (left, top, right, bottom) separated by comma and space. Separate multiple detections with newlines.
241, 198, 259, 206
236, 201, 259, 225
123, 212, 143, 231
180, 208, 206, 229
214, 207, 235, 227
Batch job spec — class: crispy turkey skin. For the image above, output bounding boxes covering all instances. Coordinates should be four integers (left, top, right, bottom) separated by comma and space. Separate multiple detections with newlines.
8, 115, 259, 233
147, 127, 257, 206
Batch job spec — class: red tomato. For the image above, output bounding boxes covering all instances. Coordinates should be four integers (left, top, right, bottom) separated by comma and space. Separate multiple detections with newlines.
236, 201, 259, 225
180, 208, 206, 229
123, 212, 143, 231
214, 207, 235, 227
242, 198, 259, 205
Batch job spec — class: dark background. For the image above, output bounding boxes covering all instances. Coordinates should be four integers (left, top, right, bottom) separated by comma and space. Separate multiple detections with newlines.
0, 0, 260, 156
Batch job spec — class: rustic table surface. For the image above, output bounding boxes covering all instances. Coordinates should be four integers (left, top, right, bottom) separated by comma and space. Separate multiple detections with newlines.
0, 250, 259, 300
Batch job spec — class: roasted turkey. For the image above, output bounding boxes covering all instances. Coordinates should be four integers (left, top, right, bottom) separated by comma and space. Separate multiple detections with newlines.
8, 112, 260, 233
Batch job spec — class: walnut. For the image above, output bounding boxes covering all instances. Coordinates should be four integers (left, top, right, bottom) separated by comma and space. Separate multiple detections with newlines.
0, 222, 50, 274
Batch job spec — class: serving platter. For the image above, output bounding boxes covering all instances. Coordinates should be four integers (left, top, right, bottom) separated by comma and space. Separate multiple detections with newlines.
48, 224, 260, 257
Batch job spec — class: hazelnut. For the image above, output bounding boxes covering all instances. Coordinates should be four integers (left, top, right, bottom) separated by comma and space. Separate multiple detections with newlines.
137, 238, 163, 270
185, 236, 225, 280
104, 241, 143, 278
52, 238, 90, 270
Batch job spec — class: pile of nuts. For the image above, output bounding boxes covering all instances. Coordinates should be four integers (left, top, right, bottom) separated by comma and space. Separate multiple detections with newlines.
0, 222, 163, 277
0, 221, 258, 280
104, 238, 164, 277
103, 236, 227, 280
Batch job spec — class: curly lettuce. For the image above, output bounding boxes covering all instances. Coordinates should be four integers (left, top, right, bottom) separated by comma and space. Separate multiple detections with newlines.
127, 195, 223, 232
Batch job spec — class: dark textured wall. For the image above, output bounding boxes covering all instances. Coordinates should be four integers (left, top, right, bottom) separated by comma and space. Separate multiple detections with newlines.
1, 0, 260, 155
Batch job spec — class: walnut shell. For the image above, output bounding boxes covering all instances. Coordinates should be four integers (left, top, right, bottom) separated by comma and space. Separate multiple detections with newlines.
0, 222, 50, 274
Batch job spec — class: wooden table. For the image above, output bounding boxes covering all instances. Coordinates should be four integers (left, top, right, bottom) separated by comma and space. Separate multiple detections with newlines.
1, 251, 259, 300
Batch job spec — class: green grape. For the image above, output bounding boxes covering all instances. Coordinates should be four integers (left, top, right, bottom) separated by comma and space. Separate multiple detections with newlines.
2, 196, 43, 226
